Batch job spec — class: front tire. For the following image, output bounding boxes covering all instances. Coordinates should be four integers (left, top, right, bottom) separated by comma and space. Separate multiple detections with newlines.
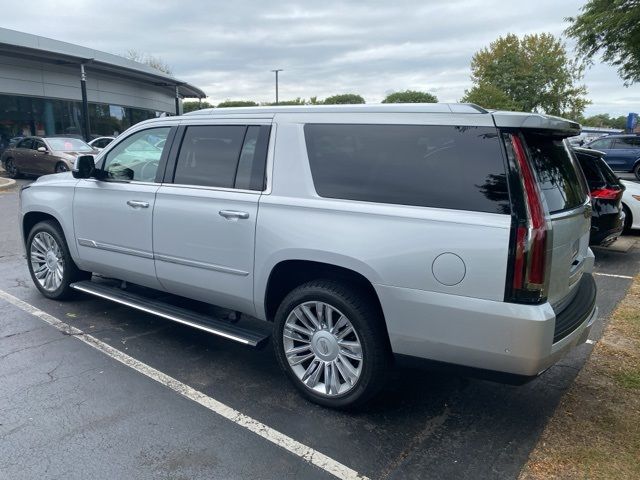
273, 280, 391, 409
55, 162, 69, 173
26, 221, 90, 300
634, 162, 640, 181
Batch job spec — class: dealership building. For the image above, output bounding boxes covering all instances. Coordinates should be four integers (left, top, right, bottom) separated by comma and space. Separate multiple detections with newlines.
0, 27, 205, 145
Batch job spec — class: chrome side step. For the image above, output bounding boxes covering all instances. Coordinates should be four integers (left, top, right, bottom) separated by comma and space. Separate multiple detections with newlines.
70, 280, 270, 348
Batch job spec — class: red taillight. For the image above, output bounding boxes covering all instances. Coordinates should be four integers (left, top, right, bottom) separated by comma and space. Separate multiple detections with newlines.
590, 187, 622, 200
508, 134, 549, 302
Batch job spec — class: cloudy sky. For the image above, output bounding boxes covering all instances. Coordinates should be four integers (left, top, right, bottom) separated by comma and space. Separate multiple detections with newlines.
3, 0, 638, 116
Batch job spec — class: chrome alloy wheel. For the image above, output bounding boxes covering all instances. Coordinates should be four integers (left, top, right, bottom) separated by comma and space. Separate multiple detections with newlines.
30, 232, 64, 292
283, 301, 363, 397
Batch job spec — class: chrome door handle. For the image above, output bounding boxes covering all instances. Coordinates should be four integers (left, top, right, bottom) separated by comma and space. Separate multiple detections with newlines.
127, 200, 149, 209
219, 210, 249, 220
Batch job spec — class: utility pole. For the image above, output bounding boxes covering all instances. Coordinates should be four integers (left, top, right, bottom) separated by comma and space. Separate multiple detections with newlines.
80, 62, 91, 142
271, 69, 283, 105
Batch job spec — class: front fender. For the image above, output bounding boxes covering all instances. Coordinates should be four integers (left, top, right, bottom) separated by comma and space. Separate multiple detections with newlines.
21, 179, 79, 261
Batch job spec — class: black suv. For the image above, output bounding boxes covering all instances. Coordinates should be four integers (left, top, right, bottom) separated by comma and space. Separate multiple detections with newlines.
574, 147, 625, 246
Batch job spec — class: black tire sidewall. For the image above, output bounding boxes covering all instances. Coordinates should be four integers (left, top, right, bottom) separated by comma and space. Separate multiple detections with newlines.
634, 163, 640, 181
55, 162, 69, 173
273, 281, 389, 409
26, 221, 77, 299
5, 158, 18, 178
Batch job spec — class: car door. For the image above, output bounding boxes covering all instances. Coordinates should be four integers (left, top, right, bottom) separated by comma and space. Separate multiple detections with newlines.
153, 122, 272, 315
31, 138, 51, 174
73, 125, 176, 290
12, 138, 34, 173
611, 137, 640, 171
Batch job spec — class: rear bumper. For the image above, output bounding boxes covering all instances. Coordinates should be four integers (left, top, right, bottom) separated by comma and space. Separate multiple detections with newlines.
590, 210, 624, 246
376, 273, 597, 377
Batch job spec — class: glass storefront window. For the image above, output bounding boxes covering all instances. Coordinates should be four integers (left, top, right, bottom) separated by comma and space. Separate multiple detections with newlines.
0, 93, 169, 152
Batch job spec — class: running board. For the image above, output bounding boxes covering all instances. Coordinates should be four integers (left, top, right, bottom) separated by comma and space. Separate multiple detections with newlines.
70, 280, 270, 348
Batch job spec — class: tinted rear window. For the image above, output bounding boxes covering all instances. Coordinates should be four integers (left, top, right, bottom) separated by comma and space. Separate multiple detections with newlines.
524, 133, 588, 213
304, 124, 510, 214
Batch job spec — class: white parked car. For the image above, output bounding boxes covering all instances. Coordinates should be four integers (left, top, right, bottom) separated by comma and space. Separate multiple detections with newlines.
88, 136, 115, 150
19, 104, 597, 408
621, 180, 640, 231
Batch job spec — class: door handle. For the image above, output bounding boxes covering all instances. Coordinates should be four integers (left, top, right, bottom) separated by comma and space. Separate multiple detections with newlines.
219, 210, 249, 220
127, 200, 149, 209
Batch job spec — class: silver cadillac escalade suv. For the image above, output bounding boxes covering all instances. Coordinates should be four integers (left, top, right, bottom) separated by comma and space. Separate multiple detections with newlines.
19, 104, 597, 408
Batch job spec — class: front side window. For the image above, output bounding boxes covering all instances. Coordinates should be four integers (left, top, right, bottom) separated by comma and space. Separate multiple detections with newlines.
32, 139, 46, 151
102, 127, 170, 182
588, 138, 613, 150
304, 124, 510, 214
173, 125, 270, 190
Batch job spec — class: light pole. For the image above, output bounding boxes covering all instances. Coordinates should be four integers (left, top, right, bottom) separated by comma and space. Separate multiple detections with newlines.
271, 69, 283, 105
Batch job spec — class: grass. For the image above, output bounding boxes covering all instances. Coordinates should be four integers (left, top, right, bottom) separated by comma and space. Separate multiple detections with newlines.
519, 276, 640, 480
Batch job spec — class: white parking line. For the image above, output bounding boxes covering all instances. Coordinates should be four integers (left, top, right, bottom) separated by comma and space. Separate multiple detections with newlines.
585, 339, 596, 345
593, 272, 634, 280
0, 289, 368, 480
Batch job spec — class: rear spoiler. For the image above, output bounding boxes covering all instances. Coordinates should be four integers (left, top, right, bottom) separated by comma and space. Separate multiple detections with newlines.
492, 111, 581, 138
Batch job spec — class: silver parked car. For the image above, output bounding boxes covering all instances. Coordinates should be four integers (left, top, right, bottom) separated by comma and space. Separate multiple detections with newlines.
19, 104, 597, 408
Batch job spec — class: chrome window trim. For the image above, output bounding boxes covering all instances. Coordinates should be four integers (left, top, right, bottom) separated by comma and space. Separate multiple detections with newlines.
159, 183, 261, 195
548, 199, 592, 221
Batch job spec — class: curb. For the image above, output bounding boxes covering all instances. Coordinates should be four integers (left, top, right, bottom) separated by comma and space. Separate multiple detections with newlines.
0, 177, 16, 190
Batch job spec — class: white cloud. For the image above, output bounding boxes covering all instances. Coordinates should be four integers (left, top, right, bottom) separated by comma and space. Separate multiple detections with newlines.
2, 0, 638, 116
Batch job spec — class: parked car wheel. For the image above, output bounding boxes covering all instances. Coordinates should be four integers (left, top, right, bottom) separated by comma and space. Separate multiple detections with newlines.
26, 221, 90, 300
273, 280, 390, 409
4, 158, 20, 178
634, 162, 640, 181
55, 162, 69, 173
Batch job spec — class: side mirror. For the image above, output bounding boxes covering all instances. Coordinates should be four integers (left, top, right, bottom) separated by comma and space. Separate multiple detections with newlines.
37, 146, 47, 153
72, 155, 95, 179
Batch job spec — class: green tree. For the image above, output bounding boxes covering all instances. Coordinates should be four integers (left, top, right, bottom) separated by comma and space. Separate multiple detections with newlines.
566, 0, 640, 85
217, 100, 259, 108
461, 82, 519, 111
460, 33, 589, 117
322, 94, 365, 105
382, 90, 438, 103
581, 113, 628, 129
262, 97, 307, 106
182, 100, 214, 113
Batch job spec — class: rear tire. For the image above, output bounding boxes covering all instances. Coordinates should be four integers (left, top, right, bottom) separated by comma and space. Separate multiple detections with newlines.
273, 280, 391, 409
4, 158, 20, 178
634, 162, 640, 181
26, 220, 90, 300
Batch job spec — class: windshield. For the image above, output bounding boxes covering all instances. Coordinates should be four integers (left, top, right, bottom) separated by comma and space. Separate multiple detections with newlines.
46, 137, 93, 152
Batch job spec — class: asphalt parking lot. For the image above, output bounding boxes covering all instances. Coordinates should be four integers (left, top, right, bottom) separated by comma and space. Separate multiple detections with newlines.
1, 175, 639, 480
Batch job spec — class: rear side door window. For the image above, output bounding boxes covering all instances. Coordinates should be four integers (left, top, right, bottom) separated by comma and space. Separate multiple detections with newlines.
17, 138, 33, 150
304, 124, 510, 214
614, 137, 640, 149
172, 125, 270, 190
588, 138, 613, 150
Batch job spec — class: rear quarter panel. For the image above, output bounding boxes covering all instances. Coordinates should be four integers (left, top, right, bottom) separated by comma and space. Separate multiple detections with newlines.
254, 120, 512, 320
